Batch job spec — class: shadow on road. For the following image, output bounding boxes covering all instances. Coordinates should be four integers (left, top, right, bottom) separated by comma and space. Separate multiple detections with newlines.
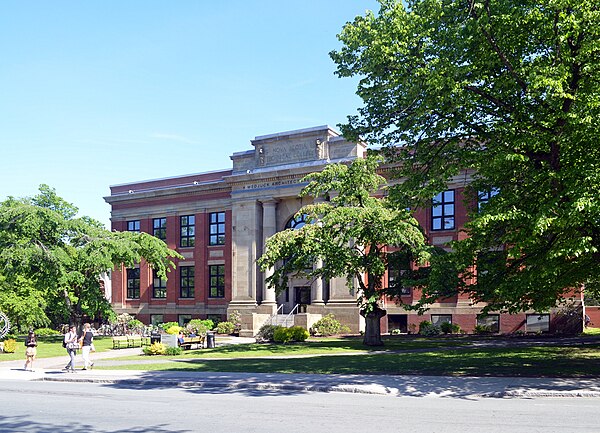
0, 415, 190, 433
99, 369, 600, 399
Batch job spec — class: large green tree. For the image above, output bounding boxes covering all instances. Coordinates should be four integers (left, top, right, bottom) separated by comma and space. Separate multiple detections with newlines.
330, 0, 600, 314
258, 156, 428, 345
0, 185, 181, 330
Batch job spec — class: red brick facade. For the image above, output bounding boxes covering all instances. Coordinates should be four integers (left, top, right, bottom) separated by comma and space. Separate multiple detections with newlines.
105, 126, 585, 334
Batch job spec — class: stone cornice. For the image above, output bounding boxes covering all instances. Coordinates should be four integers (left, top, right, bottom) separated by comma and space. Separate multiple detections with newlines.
104, 180, 230, 204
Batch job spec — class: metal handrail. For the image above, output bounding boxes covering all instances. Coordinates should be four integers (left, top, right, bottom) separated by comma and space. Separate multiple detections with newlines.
269, 304, 284, 325
282, 304, 300, 327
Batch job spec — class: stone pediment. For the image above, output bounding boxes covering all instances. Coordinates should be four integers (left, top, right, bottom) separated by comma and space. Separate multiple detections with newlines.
231, 125, 365, 175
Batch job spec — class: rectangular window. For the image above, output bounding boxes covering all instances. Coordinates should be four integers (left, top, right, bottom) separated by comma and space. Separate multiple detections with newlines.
180, 215, 195, 247
478, 188, 500, 211
126, 268, 140, 299
150, 314, 163, 326
127, 220, 140, 233
178, 314, 192, 327
431, 190, 455, 231
152, 270, 167, 299
153, 218, 167, 240
476, 314, 500, 333
209, 211, 226, 245
206, 314, 222, 325
388, 252, 411, 296
179, 266, 195, 298
431, 314, 452, 326
526, 314, 550, 333
209, 264, 225, 298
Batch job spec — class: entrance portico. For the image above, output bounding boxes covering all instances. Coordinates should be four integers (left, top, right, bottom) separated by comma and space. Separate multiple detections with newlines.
225, 125, 366, 336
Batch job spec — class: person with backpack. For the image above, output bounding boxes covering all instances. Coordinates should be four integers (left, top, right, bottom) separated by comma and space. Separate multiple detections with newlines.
63, 325, 78, 372
23, 330, 37, 372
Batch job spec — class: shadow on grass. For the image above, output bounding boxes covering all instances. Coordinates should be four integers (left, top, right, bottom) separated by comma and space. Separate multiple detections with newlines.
177, 335, 473, 358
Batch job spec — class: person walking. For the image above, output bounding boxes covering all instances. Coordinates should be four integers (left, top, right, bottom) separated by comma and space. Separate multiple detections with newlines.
23, 330, 37, 372
63, 325, 78, 372
80, 323, 95, 370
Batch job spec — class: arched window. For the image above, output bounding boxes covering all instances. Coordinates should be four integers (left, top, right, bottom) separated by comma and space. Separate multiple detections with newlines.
286, 213, 308, 230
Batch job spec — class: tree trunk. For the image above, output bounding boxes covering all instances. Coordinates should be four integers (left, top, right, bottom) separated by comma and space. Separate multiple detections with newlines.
361, 306, 386, 346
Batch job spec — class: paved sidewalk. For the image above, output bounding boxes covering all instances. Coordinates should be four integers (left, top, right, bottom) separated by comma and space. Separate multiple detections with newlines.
1, 366, 599, 398
1, 336, 599, 398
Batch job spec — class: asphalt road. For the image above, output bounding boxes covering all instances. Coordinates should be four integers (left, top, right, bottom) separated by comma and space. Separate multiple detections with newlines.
0, 380, 597, 433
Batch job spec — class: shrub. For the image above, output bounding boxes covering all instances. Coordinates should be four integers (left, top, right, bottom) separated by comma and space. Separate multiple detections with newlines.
165, 326, 182, 335
310, 314, 349, 336
159, 322, 179, 332
440, 321, 453, 334
418, 320, 432, 333
34, 328, 61, 337
127, 319, 145, 334
289, 326, 309, 342
186, 320, 209, 336
200, 319, 215, 331
165, 346, 182, 356
273, 327, 293, 343
272, 326, 309, 343
390, 329, 401, 335
255, 324, 279, 343
451, 323, 461, 334
2, 339, 17, 353
419, 321, 441, 336
474, 324, 492, 334
143, 342, 166, 355
228, 310, 242, 333
216, 321, 235, 335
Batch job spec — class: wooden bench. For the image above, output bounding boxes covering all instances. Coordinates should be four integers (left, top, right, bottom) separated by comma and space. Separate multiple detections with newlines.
112, 335, 146, 349
127, 336, 142, 348
112, 336, 128, 349
178, 335, 205, 350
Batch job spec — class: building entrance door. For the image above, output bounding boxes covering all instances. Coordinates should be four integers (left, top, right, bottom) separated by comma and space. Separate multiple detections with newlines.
295, 286, 311, 313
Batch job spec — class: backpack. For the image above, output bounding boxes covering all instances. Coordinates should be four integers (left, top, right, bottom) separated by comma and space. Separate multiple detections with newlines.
62, 338, 67, 348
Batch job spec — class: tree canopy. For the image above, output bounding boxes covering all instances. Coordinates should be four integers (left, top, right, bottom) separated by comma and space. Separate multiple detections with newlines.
0, 185, 181, 330
258, 156, 428, 345
330, 0, 600, 313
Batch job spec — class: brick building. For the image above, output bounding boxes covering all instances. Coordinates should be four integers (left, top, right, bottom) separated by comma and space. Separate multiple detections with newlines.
104, 125, 583, 336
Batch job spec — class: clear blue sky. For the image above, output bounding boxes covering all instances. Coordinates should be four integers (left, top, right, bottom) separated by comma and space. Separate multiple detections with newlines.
0, 1, 379, 228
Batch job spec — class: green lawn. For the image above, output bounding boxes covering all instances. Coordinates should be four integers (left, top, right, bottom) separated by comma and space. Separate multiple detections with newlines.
100, 335, 600, 378
103, 335, 473, 361
99, 344, 600, 377
583, 327, 600, 336
3, 334, 599, 378
0, 336, 114, 361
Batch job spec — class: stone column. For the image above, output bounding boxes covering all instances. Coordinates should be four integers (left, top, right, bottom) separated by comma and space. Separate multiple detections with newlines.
229, 199, 260, 305
311, 196, 326, 305
312, 258, 325, 305
261, 199, 278, 305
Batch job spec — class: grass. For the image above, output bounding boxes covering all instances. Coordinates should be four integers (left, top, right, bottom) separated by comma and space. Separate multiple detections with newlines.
0, 336, 114, 361
105, 335, 473, 361
99, 344, 600, 377
582, 327, 600, 336
101, 334, 600, 378
3, 334, 599, 377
